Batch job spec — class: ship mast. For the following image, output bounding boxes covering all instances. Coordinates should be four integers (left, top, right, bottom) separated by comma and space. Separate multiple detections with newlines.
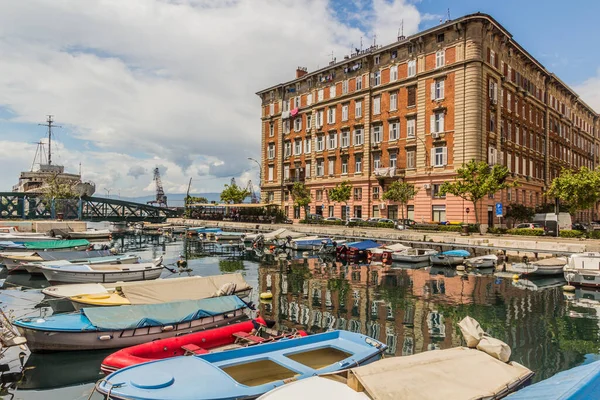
38, 115, 61, 165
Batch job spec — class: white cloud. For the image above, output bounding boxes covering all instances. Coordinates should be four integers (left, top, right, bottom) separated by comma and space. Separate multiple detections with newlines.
574, 68, 600, 113
0, 0, 422, 194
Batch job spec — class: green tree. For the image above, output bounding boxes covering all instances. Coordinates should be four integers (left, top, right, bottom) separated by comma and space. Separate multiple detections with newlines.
328, 180, 353, 219
220, 182, 250, 204
291, 182, 311, 219
547, 167, 600, 215
504, 204, 535, 224
440, 160, 516, 226
382, 181, 418, 222
184, 196, 209, 217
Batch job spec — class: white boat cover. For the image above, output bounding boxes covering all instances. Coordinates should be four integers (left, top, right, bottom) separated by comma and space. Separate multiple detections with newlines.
532, 257, 567, 266
121, 273, 251, 304
42, 283, 110, 298
382, 243, 412, 251
347, 347, 532, 400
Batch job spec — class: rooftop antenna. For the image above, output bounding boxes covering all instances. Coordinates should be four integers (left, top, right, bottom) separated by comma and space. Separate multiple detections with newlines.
360, 36, 363, 51
30, 141, 44, 171
38, 115, 61, 166
373, 34, 377, 47
398, 19, 405, 41
447, 8, 451, 22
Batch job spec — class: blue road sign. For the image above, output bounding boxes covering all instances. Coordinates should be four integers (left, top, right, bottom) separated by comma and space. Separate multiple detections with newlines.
495, 202, 503, 217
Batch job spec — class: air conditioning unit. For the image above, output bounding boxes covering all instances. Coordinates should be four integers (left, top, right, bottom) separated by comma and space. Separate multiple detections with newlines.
423, 183, 431, 190
431, 132, 441, 140
379, 203, 386, 210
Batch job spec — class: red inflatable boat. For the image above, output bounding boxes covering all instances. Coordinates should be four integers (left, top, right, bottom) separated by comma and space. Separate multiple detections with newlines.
101, 317, 306, 374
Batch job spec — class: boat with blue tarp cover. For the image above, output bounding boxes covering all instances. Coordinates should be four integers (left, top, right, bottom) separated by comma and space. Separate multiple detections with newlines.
508, 359, 600, 399
13, 295, 248, 352
430, 249, 471, 266
94, 330, 387, 400
292, 236, 334, 251
336, 240, 380, 260
188, 227, 222, 234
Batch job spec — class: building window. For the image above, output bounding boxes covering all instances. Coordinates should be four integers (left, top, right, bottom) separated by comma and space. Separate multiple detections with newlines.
341, 158, 348, 174
372, 125, 382, 143
354, 128, 364, 145
318, 89, 324, 102
356, 76, 362, 90
432, 184, 445, 198
435, 50, 445, 68
294, 96, 300, 108
374, 71, 381, 86
316, 135, 324, 151
389, 122, 399, 141
327, 107, 336, 124
342, 104, 349, 121
283, 165, 290, 180
432, 79, 444, 100
373, 96, 381, 115
373, 186, 380, 200
373, 153, 381, 169
304, 137, 312, 153
431, 147, 447, 167
328, 158, 335, 175
267, 191, 274, 202
328, 132, 337, 149
342, 80, 348, 94
284, 141, 291, 157
269, 123, 274, 137
390, 92, 398, 111
316, 189, 323, 201
390, 65, 398, 82
432, 205, 446, 222
406, 149, 415, 169
507, 92, 511, 112
437, 33, 445, 43
407, 86, 416, 107
294, 117, 302, 132
294, 139, 302, 155
390, 152, 397, 168
328, 85, 335, 99
306, 114, 312, 131
431, 112, 445, 133
490, 50, 495, 68
328, 205, 334, 218
268, 165, 274, 181
489, 112, 495, 133
269, 103, 274, 115
341, 130, 350, 147
354, 206, 362, 218
408, 60, 416, 77
268, 143, 275, 159
374, 55, 380, 65
372, 205, 380, 218
305, 162, 311, 178
354, 188, 362, 201
316, 160, 324, 176
307, 93, 312, 105
355, 101, 362, 118
407, 205, 414, 220
355, 155, 362, 173
407, 118, 415, 138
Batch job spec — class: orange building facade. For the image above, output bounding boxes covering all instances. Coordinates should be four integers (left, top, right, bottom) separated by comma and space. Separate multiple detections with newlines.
256, 13, 599, 229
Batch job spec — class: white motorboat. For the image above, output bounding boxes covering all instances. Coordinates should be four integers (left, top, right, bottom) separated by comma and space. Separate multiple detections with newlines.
430, 250, 470, 266
391, 248, 437, 263
22, 254, 140, 274
564, 252, 600, 287
464, 254, 498, 269
0, 227, 50, 242
68, 229, 111, 239
244, 229, 306, 249
38, 257, 164, 284
510, 257, 567, 276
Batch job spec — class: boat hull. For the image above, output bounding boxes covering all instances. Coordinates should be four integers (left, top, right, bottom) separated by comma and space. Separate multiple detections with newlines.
430, 255, 467, 266
564, 269, 600, 287
17, 311, 246, 352
512, 263, 564, 276
40, 266, 163, 284
391, 254, 431, 263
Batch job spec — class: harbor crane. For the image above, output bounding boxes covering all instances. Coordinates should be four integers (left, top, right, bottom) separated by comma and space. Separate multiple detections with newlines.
147, 167, 168, 207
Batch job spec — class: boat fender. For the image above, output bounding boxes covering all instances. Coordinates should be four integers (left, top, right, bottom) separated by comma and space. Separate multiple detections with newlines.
98, 335, 113, 341
456, 265, 466, 271
512, 274, 520, 280
563, 285, 576, 292
382, 252, 390, 264
177, 259, 188, 268
260, 292, 273, 300
162, 325, 174, 332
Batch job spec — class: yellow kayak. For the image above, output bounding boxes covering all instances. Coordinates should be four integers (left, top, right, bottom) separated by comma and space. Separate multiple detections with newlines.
70, 292, 130, 308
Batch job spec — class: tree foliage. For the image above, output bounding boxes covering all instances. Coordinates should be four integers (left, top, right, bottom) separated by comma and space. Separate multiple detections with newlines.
328, 180, 353, 204
291, 182, 311, 209
504, 204, 535, 224
546, 167, 600, 214
185, 196, 209, 205
220, 182, 250, 204
382, 181, 418, 222
440, 160, 516, 225
42, 174, 80, 200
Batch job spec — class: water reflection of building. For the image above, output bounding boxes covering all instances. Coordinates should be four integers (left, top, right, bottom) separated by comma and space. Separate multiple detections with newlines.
258, 258, 600, 382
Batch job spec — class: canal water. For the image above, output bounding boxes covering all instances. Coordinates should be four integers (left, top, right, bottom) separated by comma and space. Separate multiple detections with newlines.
1, 235, 600, 399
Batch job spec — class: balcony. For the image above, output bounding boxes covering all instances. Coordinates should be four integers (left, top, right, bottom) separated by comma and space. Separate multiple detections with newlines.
374, 167, 399, 178
284, 170, 306, 187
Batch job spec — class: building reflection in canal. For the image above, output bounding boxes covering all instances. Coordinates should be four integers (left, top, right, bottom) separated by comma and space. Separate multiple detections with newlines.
258, 257, 600, 382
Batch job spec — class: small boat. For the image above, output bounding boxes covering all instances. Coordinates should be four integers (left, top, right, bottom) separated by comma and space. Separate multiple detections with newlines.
512, 276, 567, 292
69, 273, 252, 310
21, 254, 140, 275
430, 249, 470, 266
369, 243, 411, 264
244, 229, 306, 248
465, 254, 498, 269
68, 229, 111, 239
13, 295, 248, 352
0, 226, 51, 242
100, 317, 306, 374
511, 257, 567, 276
564, 252, 600, 287
214, 231, 246, 240
37, 257, 164, 284
94, 330, 387, 400
391, 248, 437, 263
1, 249, 116, 269
0, 239, 90, 252
509, 359, 600, 399
336, 240, 380, 260
292, 236, 334, 250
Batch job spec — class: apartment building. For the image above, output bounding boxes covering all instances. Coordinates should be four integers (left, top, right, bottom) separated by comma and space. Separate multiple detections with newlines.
256, 13, 599, 228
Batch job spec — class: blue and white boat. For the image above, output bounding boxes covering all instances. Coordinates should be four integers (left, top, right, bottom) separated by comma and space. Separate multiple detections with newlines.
508, 359, 600, 399
430, 249, 470, 266
292, 236, 334, 251
95, 330, 387, 400
13, 295, 248, 352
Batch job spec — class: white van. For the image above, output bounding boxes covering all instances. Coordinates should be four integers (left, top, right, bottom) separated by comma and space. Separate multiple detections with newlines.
533, 213, 572, 235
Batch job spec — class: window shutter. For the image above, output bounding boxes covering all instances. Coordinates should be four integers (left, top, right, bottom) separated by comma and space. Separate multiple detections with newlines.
440, 113, 445, 132
487, 48, 491, 63
430, 115, 435, 133
440, 80, 445, 99
493, 83, 498, 102
430, 148, 435, 166
431, 82, 435, 100
442, 147, 448, 165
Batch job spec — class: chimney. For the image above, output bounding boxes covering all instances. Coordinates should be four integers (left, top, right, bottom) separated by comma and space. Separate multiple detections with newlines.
296, 66, 308, 79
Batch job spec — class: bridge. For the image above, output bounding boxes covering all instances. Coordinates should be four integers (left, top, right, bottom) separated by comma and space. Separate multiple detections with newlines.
0, 193, 179, 223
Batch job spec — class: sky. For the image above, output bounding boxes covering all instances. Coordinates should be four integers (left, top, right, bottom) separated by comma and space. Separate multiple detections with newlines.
0, 0, 598, 198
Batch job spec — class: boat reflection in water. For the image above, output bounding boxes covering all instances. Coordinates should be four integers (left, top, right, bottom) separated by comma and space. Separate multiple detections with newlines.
259, 256, 600, 383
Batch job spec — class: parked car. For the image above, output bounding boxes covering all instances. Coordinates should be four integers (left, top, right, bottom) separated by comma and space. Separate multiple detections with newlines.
306, 213, 324, 221
572, 222, 587, 232
515, 223, 545, 230
282, 217, 293, 224
345, 217, 365, 226
377, 218, 396, 226
324, 217, 342, 222
366, 218, 381, 224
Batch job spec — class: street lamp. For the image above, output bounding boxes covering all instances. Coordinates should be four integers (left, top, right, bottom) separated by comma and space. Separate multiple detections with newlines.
104, 187, 112, 198
247, 157, 262, 187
